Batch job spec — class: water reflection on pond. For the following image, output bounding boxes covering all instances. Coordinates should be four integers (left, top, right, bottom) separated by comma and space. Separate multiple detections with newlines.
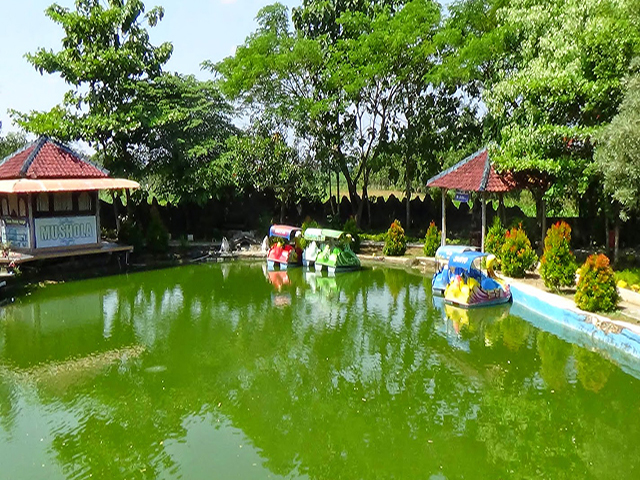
0, 262, 639, 479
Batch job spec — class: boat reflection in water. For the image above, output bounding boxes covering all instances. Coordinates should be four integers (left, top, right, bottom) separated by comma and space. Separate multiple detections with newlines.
266, 260, 363, 303
432, 295, 512, 352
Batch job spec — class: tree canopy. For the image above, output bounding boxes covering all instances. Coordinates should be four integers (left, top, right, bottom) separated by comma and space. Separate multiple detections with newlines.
13, 0, 173, 177
596, 58, 640, 219
8, 0, 640, 237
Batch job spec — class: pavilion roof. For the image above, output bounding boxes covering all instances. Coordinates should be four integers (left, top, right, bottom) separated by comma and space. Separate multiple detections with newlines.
426, 148, 517, 193
0, 136, 109, 180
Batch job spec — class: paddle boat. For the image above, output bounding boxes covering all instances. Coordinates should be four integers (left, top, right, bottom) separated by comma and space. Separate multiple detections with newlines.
314, 229, 361, 273
267, 225, 302, 269
432, 245, 478, 296
302, 227, 324, 267
442, 251, 511, 308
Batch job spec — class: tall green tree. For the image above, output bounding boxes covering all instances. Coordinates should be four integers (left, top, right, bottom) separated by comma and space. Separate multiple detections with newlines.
213, 0, 443, 227
12, 0, 173, 179
222, 126, 324, 223
483, 0, 639, 239
134, 74, 238, 204
597, 58, 640, 218
0, 129, 28, 159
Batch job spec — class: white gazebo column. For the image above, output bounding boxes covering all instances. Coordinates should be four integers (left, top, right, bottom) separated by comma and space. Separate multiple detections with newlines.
481, 191, 487, 252
441, 188, 447, 246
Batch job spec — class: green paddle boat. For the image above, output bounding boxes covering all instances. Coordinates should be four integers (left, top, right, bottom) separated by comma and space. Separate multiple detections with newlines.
313, 229, 361, 273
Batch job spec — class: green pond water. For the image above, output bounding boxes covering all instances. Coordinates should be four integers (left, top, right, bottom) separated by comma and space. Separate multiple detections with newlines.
0, 262, 639, 479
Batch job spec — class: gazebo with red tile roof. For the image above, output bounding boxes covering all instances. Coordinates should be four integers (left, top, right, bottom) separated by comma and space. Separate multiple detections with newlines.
426, 148, 517, 251
0, 136, 139, 263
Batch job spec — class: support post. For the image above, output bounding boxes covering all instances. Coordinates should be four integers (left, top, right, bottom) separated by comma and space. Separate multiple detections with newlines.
441, 188, 447, 246
27, 194, 35, 251
481, 191, 487, 252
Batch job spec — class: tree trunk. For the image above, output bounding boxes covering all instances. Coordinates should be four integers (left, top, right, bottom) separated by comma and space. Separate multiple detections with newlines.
356, 167, 373, 229
533, 189, 547, 251
328, 170, 334, 214
614, 215, 620, 265
112, 190, 121, 233
498, 194, 506, 226
340, 164, 359, 219
541, 198, 547, 249
280, 201, 286, 224
125, 188, 133, 218
605, 214, 610, 256
336, 170, 340, 216
405, 168, 411, 231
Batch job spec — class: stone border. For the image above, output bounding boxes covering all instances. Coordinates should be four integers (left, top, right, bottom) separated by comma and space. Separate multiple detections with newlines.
619, 287, 640, 306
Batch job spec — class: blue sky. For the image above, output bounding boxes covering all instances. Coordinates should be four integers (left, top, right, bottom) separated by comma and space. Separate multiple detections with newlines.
0, 0, 299, 134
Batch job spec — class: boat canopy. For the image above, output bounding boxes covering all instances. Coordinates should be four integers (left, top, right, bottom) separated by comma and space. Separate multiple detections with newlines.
321, 229, 345, 240
303, 228, 346, 242
269, 225, 301, 241
303, 228, 324, 241
434, 245, 477, 261
448, 251, 488, 270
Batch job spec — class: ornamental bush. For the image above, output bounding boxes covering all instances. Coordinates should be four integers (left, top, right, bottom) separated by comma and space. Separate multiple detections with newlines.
540, 221, 577, 290
146, 207, 170, 253
500, 225, 538, 277
485, 216, 506, 262
343, 217, 361, 252
575, 254, 619, 312
118, 216, 144, 253
383, 219, 407, 256
423, 221, 440, 257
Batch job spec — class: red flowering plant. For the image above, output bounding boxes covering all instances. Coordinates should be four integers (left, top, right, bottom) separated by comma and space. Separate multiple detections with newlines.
500, 224, 538, 277
383, 219, 407, 256
575, 254, 619, 312
540, 221, 577, 291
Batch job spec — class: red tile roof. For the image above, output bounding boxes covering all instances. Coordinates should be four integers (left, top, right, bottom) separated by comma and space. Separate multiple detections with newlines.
0, 137, 108, 180
426, 148, 516, 193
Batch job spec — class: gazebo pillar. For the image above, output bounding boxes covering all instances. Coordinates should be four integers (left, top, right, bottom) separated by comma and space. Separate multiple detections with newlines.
481, 191, 487, 252
441, 188, 447, 246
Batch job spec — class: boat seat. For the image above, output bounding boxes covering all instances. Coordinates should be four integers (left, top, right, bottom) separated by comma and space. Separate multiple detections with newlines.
481, 276, 501, 291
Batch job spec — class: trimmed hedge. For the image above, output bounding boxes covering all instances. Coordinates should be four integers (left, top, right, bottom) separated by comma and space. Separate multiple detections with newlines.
383, 219, 407, 256
575, 254, 619, 312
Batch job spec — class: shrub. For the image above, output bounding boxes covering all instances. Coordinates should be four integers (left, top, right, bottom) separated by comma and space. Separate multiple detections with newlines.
118, 216, 144, 252
485, 216, 506, 262
540, 221, 577, 290
383, 219, 407, 256
146, 208, 170, 253
299, 218, 320, 250
423, 221, 440, 257
575, 254, 619, 312
500, 225, 538, 277
343, 217, 361, 253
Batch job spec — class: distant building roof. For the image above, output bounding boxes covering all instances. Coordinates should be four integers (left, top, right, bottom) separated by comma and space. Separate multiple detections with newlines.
426, 148, 517, 193
0, 136, 108, 180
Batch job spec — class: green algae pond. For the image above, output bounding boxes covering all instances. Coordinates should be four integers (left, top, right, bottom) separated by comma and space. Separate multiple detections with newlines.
1, 261, 640, 479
